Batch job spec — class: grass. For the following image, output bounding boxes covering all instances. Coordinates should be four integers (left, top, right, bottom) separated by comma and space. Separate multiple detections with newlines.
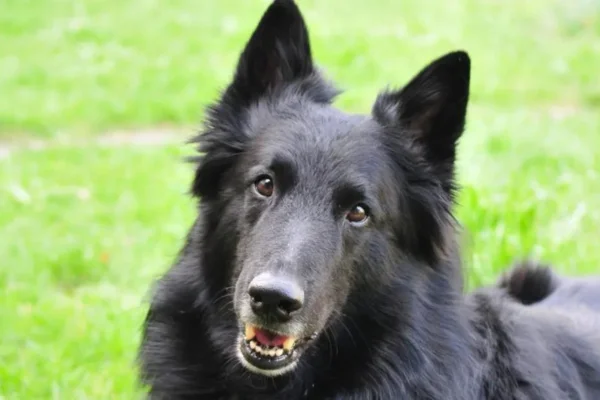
1, 0, 599, 397
2, 0, 599, 136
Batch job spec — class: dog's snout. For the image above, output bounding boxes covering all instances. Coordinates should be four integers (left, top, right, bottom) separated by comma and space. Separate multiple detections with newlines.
248, 273, 304, 321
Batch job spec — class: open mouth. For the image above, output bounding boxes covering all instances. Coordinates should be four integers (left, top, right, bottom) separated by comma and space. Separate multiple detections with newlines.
239, 324, 309, 374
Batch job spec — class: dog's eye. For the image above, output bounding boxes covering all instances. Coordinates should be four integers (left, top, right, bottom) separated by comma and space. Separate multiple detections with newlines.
254, 176, 274, 197
346, 204, 369, 225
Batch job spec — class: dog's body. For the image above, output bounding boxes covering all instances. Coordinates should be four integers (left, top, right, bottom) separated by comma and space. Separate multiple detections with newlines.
138, 1, 600, 398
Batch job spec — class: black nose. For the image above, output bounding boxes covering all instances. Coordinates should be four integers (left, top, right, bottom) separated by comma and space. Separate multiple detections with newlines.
248, 273, 304, 321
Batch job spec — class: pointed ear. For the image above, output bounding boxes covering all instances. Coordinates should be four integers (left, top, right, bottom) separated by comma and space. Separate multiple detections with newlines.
373, 51, 471, 194
230, 0, 314, 105
191, 1, 325, 199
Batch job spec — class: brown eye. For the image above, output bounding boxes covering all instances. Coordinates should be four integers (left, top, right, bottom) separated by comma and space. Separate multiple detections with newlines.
346, 204, 369, 224
254, 176, 274, 197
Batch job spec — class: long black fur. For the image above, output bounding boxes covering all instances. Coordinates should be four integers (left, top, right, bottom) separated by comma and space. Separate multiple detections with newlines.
138, 1, 600, 399
497, 260, 558, 305
498, 260, 600, 309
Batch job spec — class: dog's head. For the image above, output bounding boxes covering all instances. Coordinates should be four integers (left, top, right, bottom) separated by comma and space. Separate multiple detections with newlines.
192, 0, 470, 377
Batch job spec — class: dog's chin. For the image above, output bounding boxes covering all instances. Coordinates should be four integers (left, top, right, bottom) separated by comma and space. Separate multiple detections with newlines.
236, 324, 316, 377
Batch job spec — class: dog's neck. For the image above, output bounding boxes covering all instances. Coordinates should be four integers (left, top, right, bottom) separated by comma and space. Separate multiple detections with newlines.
313, 265, 477, 399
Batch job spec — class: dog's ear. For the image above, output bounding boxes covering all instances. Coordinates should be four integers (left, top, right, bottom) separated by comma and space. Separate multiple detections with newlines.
229, 0, 314, 105
373, 51, 470, 195
191, 1, 314, 199
192, 1, 337, 199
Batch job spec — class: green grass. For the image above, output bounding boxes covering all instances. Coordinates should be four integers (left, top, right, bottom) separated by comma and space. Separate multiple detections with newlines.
1, 0, 600, 397
2, 0, 599, 136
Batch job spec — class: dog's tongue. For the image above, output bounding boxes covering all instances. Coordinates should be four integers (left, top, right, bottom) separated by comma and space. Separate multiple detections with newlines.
255, 328, 288, 347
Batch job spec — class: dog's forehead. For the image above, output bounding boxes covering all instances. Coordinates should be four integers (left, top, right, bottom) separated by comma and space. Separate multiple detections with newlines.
250, 102, 384, 165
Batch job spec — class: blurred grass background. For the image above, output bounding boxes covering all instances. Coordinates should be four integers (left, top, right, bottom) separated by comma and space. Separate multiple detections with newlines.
1, 0, 599, 397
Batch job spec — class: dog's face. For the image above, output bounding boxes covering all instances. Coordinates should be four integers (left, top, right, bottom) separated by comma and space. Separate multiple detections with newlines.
232, 105, 393, 376
193, 0, 470, 377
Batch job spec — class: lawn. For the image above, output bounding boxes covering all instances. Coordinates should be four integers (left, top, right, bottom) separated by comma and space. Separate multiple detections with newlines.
1, 0, 599, 398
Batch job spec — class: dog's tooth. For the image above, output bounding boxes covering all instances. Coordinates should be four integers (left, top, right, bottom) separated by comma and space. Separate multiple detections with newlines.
244, 325, 256, 340
268, 349, 277, 357
255, 345, 263, 354
275, 348, 284, 357
249, 340, 256, 350
282, 337, 296, 351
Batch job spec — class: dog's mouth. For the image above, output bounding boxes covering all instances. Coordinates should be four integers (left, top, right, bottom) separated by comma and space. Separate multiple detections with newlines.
238, 324, 315, 375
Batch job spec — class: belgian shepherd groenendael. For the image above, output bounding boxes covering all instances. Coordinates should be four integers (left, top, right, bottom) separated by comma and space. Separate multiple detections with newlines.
138, 1, 600, 398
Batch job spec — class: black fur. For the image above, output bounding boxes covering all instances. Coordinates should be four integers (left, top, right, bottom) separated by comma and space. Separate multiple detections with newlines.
138, 1, 600, 399
497, 260, 558, 305
499, 260, 600, 309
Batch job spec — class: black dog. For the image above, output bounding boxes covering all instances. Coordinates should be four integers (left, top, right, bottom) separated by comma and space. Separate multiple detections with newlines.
138, 1, 600, 398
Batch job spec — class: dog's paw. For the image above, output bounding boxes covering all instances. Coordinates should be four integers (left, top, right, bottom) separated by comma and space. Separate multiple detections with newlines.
497, 260, 558, 305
